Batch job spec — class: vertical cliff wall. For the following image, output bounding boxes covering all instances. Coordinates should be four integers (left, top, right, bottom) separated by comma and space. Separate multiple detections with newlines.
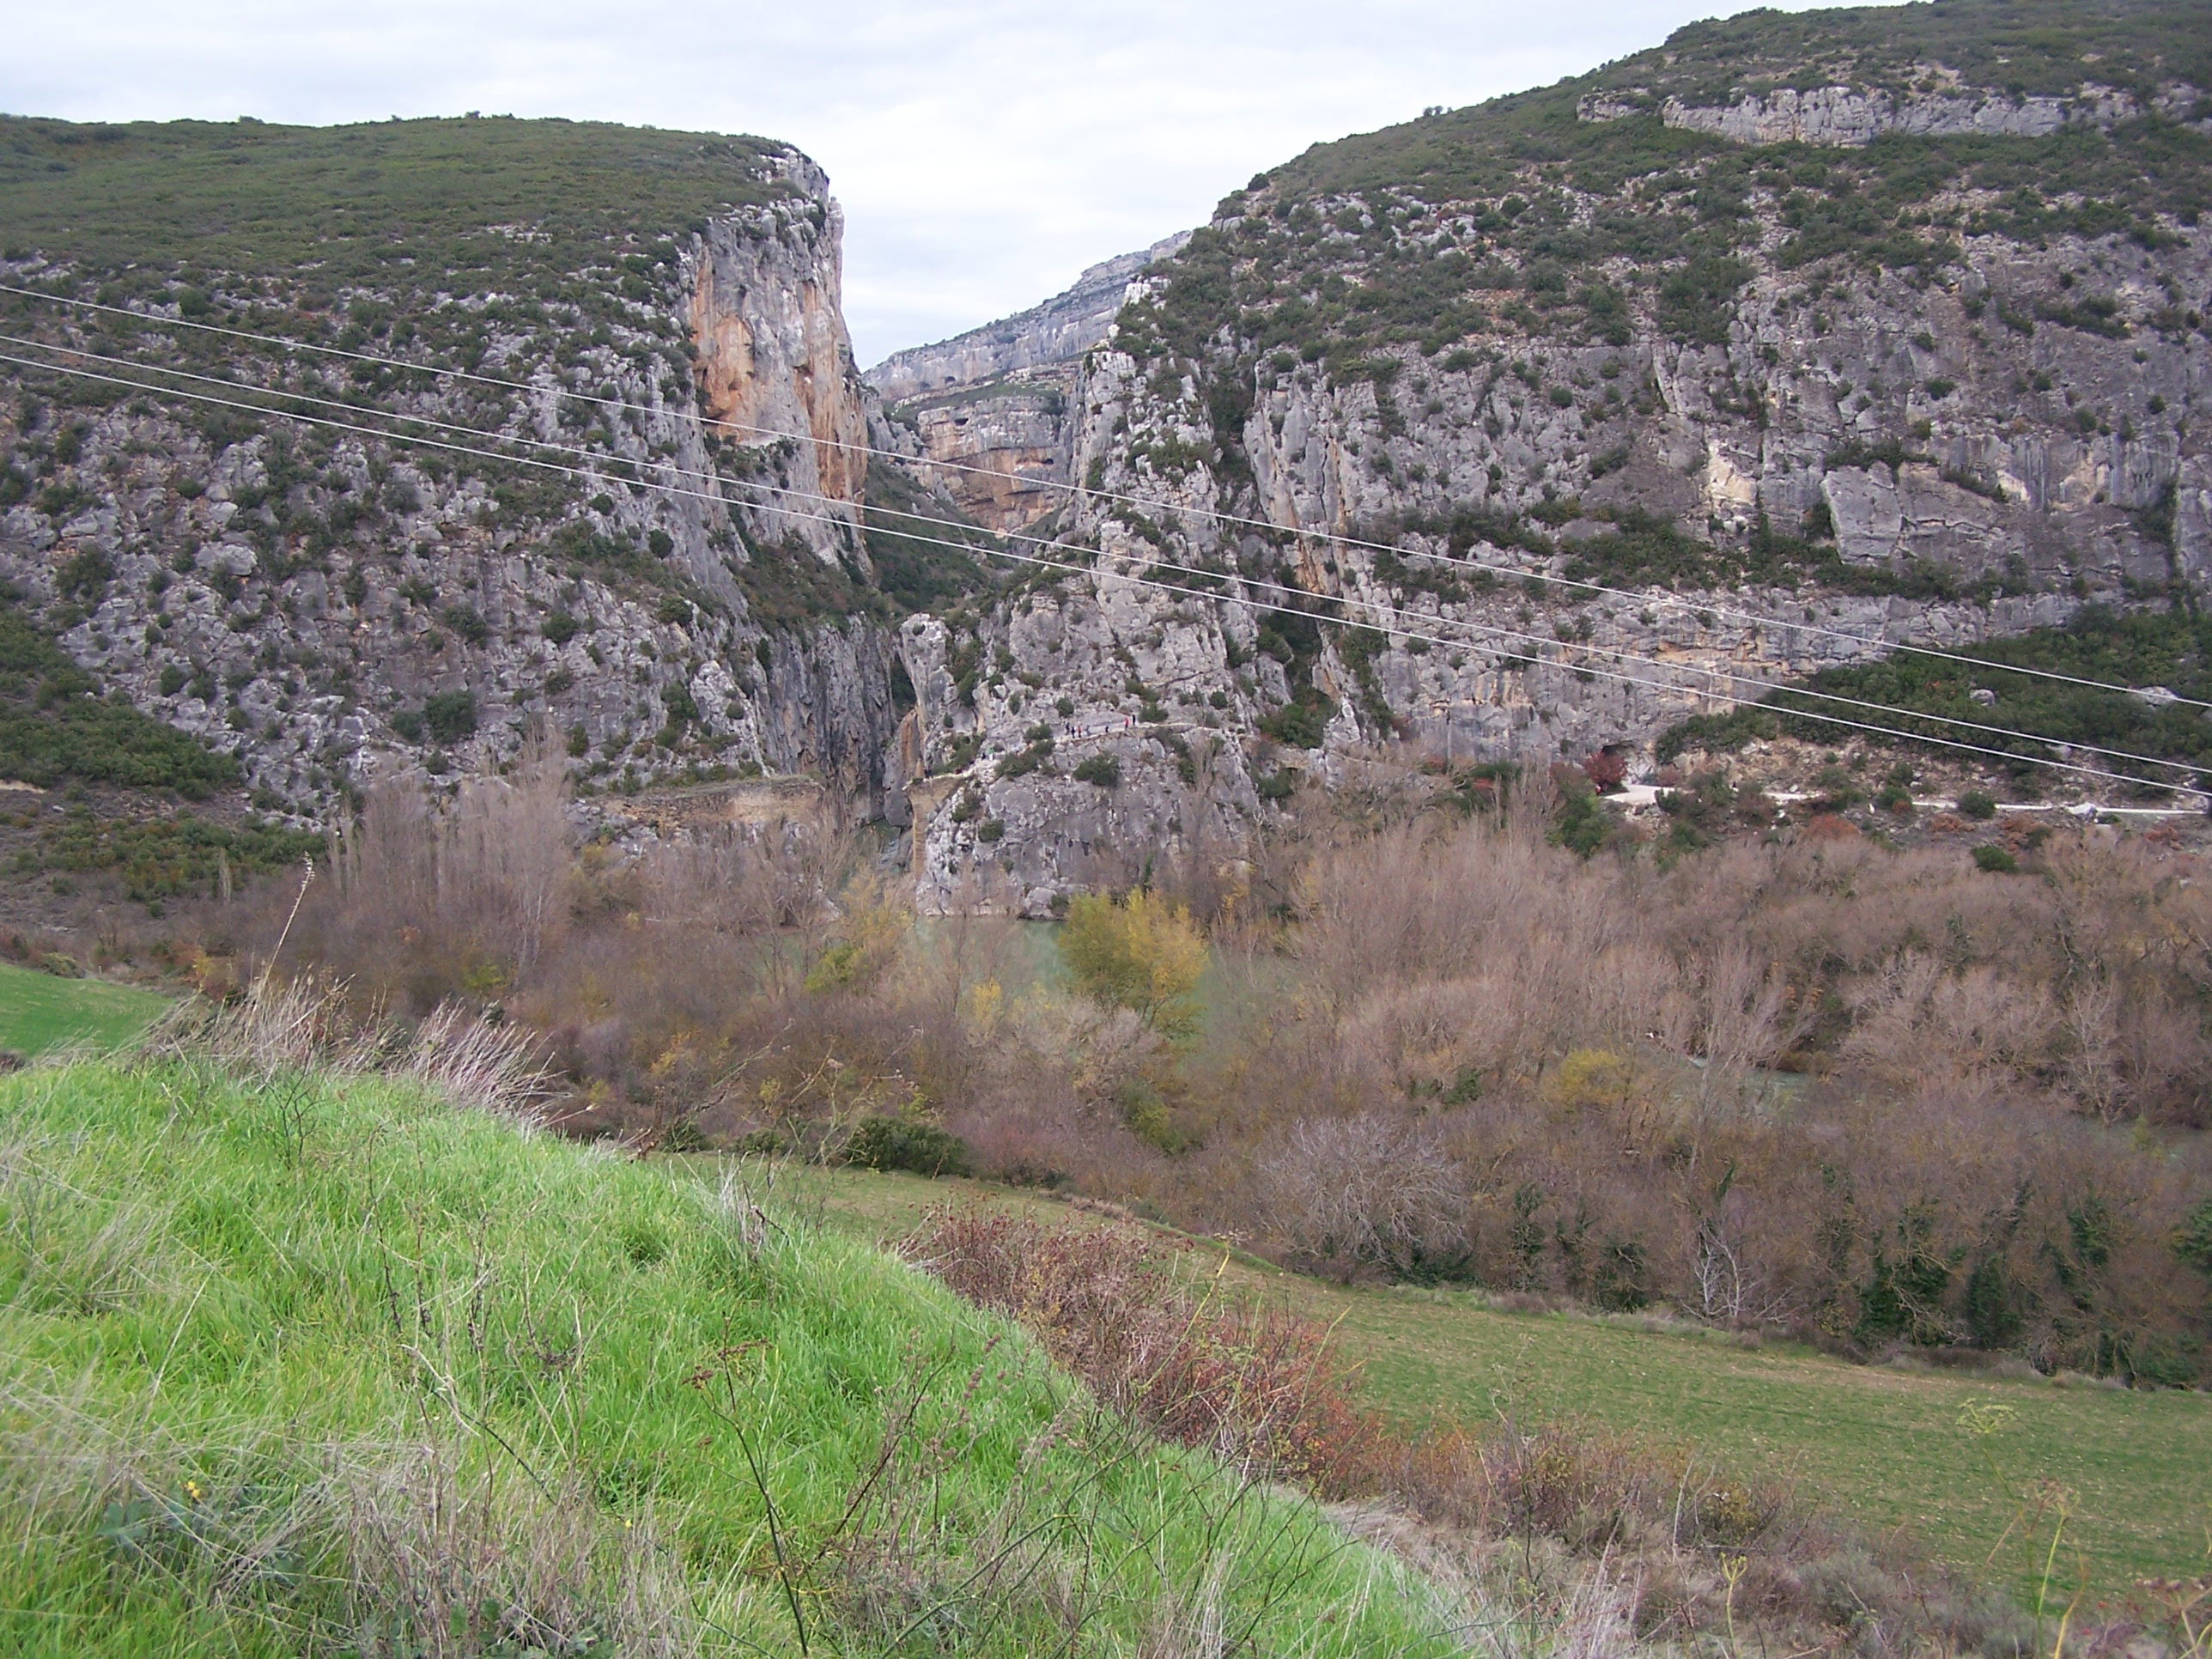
865, 234, 1192, 534
689, 152, 871, 563
0, 119, 903, 823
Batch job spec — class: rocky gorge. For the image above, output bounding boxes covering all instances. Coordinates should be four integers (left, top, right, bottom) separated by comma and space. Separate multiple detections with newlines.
4, 1, 2212, 919
872, 0, 2212, 909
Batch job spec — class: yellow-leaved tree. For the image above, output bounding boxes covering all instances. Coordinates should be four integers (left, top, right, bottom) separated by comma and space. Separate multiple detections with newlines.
1058, 890, 1208, 1042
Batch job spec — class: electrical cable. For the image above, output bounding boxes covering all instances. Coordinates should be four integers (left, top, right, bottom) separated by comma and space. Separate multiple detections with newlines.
3, 343, 2198, 798
6, 278, 2200, 712
9, 331, 2203, 785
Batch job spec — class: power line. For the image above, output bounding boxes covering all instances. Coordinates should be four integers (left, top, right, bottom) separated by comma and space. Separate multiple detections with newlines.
10, 331, 2203, 786
3, 344, 2197, 799
4, 340, 2194, 795
7, 278, 2201, 713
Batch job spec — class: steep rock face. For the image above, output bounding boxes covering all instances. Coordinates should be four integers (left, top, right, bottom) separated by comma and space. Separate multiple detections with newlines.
1607, 82, 2201, 148
890, 2, 2212, 902
866, 234, 1191, 533
0, 123, 905, 822
866, 233, 1191, 402
878, 374, 1074, 532
689, 154, 870, 561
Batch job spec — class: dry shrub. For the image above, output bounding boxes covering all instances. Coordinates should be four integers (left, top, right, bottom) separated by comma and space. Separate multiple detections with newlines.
903, 1206, 1377, 1490
282, 747, 576, 1013
904, 1208, 2018, 1656
1262, 1114, 1467, 1279
1168, 812, 2212, 1379
144, 976, 555, 1122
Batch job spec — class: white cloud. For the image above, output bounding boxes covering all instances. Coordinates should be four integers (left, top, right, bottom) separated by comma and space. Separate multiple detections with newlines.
3, 1, 1835, 362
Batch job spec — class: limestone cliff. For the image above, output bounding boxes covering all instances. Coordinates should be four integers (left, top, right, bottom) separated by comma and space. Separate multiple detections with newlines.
865, 234, 1191, 533
872, 374, 1074, 532
0, 118, 908, 823
889, 0, 2212, 908
689, 152, 870, 562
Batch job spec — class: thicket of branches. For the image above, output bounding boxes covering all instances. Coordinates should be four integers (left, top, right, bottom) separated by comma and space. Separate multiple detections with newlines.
230, 755, 2212, 1383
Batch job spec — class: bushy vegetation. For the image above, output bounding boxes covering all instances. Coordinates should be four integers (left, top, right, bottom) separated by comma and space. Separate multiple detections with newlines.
186, 755, 2212, 1395
9, 805, 321, 904
1233, 811, 2212, 1381
0, 113, 795, 293
1659, 605, 2212, 781
0, 1052, 1460, 1658
840, 1112, 974, 1177
1058, 890, 1207, 1042
0, 597, 240, 799
860, 459, 997, 616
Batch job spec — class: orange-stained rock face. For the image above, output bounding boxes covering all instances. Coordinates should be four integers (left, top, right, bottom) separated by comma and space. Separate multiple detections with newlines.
688, 191, 868, 562
879, 367, 1078, 534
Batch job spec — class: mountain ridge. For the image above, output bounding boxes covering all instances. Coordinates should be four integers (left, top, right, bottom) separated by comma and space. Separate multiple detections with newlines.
877, 0, 2212, 909
4, 2, 2212, 920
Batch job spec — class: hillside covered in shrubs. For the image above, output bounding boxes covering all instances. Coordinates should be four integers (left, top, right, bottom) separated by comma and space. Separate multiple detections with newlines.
887, 0, 2212, 902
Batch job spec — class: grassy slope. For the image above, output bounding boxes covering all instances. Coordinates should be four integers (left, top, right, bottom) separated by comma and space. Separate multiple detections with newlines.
0, 960, 167, 1055
805, 1168, 2212, 1608
0, 1061, 1457, 1658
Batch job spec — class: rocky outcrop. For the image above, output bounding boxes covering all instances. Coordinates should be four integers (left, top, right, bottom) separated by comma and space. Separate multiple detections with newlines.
0, 142, 903, 823
876, 371, 1075, 532
1649, 83, 2153, 148
2179, 456, 2212, 586
866, 233, 1191, 403
689, 159, 870, 564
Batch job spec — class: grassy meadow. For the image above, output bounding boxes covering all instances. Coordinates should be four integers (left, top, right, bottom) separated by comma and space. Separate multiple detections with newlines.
0, 1059, 1462, 1658
796, 1166, 2212, 1612
0, 959, 168, 1056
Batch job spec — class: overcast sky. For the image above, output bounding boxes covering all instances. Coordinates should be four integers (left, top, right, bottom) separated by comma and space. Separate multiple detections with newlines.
4, 1, 1832, 366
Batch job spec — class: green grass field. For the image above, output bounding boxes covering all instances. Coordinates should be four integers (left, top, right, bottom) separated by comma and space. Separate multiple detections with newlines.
795, 1167, 2212, 1611
0, 959, 168, 1056
0, 1061, 1460, 1658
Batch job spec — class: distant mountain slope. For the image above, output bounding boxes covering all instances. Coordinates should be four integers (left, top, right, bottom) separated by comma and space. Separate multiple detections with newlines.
886, 0, 2212, 910
865, 232, 1192, 401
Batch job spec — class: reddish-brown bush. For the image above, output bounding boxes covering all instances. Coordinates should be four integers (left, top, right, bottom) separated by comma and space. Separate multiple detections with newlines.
903, 1207, 2015, 1655
1582, 749, 1630, 792
228, 755, 2212, 1381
